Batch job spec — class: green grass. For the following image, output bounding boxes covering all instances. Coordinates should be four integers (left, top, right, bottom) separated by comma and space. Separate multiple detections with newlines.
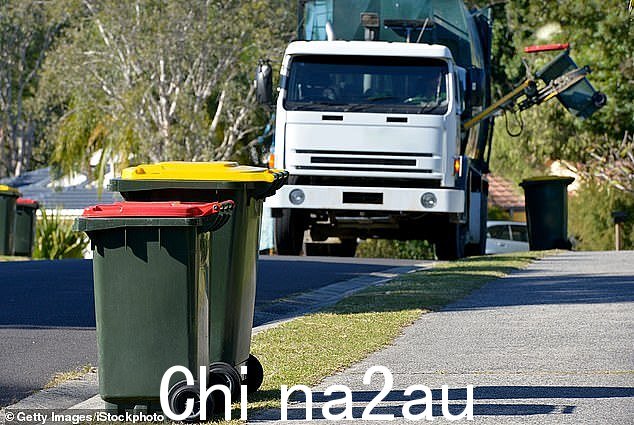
45, 364, 94, 389
205, 252, 546, 423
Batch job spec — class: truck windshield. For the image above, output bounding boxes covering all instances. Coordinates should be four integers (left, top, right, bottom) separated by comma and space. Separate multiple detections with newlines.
284, 55, 449, 114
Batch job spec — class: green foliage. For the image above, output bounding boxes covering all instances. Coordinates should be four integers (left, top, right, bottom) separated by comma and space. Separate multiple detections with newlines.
33, 209, 88, 259
488, 0, 633, 248
569, 180, 634, 251
490, 0, 633, 181
488, 205, 512, 220
356, 239, 435, 260
0, 0, 73, 177
37, 0, 295, 177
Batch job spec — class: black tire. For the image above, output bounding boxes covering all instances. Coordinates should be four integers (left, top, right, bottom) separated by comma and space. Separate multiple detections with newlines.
275, 209, 304, 255
208, 362, 242, 412
167, 380, 202, 422
465, 191, 488, 257
243, 354, 264, 394
435, 223, 467, 260
338, 238, 358, 257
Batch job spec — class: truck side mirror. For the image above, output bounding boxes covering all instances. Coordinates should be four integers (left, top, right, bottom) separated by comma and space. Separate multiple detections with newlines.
455, 67, 467, 115
255, 60, 273, 105
467, 67, 484, 107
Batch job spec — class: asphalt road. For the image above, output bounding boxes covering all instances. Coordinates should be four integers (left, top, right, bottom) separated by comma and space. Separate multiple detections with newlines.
0, 256, 424, 407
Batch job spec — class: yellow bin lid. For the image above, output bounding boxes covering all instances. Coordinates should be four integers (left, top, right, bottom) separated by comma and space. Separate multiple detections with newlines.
0, 184, 21, 196
121, 161, 279, 183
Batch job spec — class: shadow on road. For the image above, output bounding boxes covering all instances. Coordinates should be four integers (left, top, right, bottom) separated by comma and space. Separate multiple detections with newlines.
444, 272, 634, 311
0, 383, 39, 408
0, 260, 95, 329
256, 385, 634, 420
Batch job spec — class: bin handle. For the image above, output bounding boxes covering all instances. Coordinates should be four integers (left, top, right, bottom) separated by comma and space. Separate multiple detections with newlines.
253, 170, 289, 200
203, 200, 235, 232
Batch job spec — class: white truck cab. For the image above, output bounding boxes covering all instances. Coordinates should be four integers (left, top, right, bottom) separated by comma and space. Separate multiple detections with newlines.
267, 41, 483, 258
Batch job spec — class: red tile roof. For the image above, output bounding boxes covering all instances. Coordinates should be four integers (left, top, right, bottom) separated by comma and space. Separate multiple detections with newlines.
487, 174, 525, 209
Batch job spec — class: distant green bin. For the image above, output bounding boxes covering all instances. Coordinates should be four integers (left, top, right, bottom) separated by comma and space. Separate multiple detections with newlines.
74, 200, 233, 416
520, 176, 574, 250
109, 162, 288, 394
0, 185, 21, 256
15, 198, 39, 257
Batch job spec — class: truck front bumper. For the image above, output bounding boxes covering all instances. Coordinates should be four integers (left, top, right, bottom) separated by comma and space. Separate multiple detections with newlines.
266, 185, 465, 213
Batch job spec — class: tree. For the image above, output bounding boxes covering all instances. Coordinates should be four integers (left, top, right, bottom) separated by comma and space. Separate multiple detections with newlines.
488, 0, 634, 188
0, 0, 70, 177
39, 0, 294, 178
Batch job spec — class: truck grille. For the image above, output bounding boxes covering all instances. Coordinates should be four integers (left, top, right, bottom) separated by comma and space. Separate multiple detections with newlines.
291, 149, 440, 175
311, 157, 416, 166
296, 166, 432, 173
296, 149, 431, 157
292, 175, 442, 188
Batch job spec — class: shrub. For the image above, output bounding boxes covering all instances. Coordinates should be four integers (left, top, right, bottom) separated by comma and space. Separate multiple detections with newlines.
488, 205, 512, 220
568, 180, 634, 251
33, 209, 88, 259
356, 239, 435, 260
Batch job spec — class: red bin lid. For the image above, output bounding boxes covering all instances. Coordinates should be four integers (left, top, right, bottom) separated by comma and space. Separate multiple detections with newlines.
81, 201, 230, 218
17, 198, 39, 207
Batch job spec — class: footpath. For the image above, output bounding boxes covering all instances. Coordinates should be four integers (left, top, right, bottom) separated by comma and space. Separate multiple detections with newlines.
250, 251, 634, 424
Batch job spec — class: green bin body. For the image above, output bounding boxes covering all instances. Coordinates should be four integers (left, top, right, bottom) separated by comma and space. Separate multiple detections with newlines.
109, 178, 284, 371
0, 186, 20, 256
15, 198, 39, 257
520, 176, 575, 250
74, 202, 232, 411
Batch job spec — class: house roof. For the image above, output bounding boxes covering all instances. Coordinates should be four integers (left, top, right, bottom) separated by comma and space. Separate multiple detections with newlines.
487, 174, 525, 209
0, 167, 121, 212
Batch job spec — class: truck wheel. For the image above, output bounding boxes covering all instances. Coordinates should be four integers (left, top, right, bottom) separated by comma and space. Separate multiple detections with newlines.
275, 209, 304, 255
435, 223, 466, 260
465, 192, 488, 257
338, 238, 358, 257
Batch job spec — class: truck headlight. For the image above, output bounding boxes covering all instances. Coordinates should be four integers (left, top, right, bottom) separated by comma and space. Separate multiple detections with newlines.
420, 192, 437, 209
289, 189, 305, 205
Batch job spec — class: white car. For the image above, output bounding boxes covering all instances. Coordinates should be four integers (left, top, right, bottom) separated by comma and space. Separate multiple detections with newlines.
485, 221, 530, 254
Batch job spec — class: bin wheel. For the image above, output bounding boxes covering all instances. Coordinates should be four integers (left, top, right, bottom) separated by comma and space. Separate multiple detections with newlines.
167, 380, 201, 422
208, 362, 242, 411
243, 354, 264, 394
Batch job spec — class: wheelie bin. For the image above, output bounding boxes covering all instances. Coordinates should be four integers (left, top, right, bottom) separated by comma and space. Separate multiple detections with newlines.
74, 200, 234, 418
0, 185, 21, 256
109, 161, 288, 396
14, 198, 39, 257
520, 176, 575, 250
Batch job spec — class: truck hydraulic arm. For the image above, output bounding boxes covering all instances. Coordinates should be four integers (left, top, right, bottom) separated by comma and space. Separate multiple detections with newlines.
462, 66, 591, 131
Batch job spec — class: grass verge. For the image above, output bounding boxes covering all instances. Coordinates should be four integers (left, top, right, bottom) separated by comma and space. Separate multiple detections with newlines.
208, 252, 545, 423
0, 255, 30, 262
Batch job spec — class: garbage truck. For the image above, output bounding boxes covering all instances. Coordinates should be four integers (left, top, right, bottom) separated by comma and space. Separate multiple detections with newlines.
259, 0, 605, 259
